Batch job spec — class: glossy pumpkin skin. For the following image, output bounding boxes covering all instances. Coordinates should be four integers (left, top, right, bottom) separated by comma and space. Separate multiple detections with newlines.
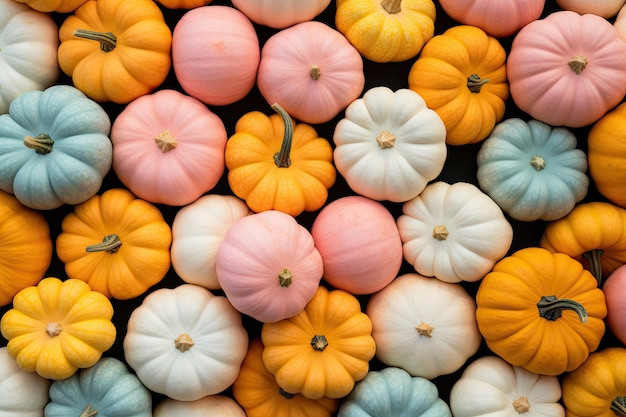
556, 0, 625, 18
507, 11, 626, 128
111, 89, 227, 206
261, 286, 376, 400
225, 104, 336, 216
233, 339, 339, 417
408, 25, 508, 145
0, 85, 112, 210
55, 188, 172, 300
0, 347, 50, 417
45, 357, 152, 417
338, 367, 452, 417
57, 0, 172, 103
232, 0, 331, 28
604, 265, 626, 346
335, 0, 436, 63
13, 0, 86, 12
0, 277, 116, 380
477, 118, 589, 221
0, 190, 52, 306
475, 247, 607, 376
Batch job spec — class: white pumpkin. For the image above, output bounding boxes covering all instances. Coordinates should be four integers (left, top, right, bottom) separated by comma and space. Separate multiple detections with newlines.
333, 86, 447, 203
0, 0, 59, 114
170, 194, 250, 290
154, 395, 247, 417
366, 273, 482, 380
450, 355, 565, 417
556, 0, 626, 18
397, 181, 513, 283
123, 284, 249, 401
231, 0, 331, 28
0, 347, 50, 417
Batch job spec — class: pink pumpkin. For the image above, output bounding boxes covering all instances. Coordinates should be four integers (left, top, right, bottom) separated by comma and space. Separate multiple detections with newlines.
215, 210, 323, 323
111, 89, 227, 206
172, 6, 260, 106
256, 21, 364, 124
602, 264, 626, 345
311, 196, 403, 294
507, 11, 626, 128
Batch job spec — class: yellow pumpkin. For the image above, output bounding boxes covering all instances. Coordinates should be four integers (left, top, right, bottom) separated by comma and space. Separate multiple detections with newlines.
225, 104, 336, 217
0, 277, 116, 380
55, 188, 172, 300
261, 286, 376, 400
408, 25, 508, 145
335, 0, 436, 63
57, 0, 172, 103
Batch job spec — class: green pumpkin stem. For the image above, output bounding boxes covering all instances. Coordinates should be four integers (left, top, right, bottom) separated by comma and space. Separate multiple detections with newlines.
278, 268, 293, 287
73, 29, 117, 52
311, 335, 328, 351
380, 0, 402, 13
537, 295, 588, 323
279, 387, 296, 399
80, 404, 98, 417
467, 74, 490, 93
611, 396, 626, 417
582, 249, 604, 286
85, 234, 123, 254
24, 134, 54, 154
271, 103, 293, 168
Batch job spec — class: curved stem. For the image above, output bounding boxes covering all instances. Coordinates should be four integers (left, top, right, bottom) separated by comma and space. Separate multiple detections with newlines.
271, 103, 294, 168
310, 335, 328, 351
80, 405, 98, 417
537, 295, 588, 323
73, 29, 117, 52
85, 234, 123, 254
467, 74, 490, 93
612, 396, 626, 417
24, 134, 54, 154
380, 0, 402, 14
582, 249, 604, 287
279, 387, 295, 399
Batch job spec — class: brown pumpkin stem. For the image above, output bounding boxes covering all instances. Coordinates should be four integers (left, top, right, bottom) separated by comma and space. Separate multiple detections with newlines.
45, 322, 62, 337
380, 0, 402, 13
529, 155, 545, 171
415, 321, 434, 337
85, 234, 123, 254
271, 103, 294, 168
376, 130, 396, 148
278, 268, 293, 287
582, 249, 604, 286
568, 55, 588, 75
537, 295, 588, 323
611, 396, 626, 417
174, 333, 195, 352
310, 65, 321, 80
155, 130, 178, 153
73, 29, 117, 52
467, 74, 490, 93
279, 387, 296, 399
80, 405, 98, 417
24, 134, 54, 154
310, 335, 328, 351
512, 397, 531, 414
432, 225, 449, 240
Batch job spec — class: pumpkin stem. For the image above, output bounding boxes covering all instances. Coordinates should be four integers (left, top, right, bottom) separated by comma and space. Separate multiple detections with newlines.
568, 55, 588, 75
310, 335, 328, 351
279, 387, 296, 399
80, 404, 98, 417
582, 249, 604, 286
512, 396, 531, 414
73, 29, 117, 52
45, 322, 62, 337
537, 295, 588, 323
529, 155, 545, 171
376, 130, 396, 148
155, 130, 178, 153
310, 65, 321, 80
467, 74, 490, 93
380, 0, 402, 13
278, 268, 293, 287
24, 134, 54, 154
174, 333, 195, 352
432, 225, 449, 240
415, 321, 434, 337
611, 396, 626, 417
271, 103, 294, 168
85, 234, 123, 254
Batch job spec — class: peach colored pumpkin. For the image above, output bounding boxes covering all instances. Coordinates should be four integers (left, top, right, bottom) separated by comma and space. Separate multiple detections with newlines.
311, 196, 403, 294
556, 0, 626, 18
111, 90, 227, 206
231, 0, 331, 28
172, 6, 260, 106
602, 264, 626, 346
256, 21, 364, 124
507, 11, 626, 128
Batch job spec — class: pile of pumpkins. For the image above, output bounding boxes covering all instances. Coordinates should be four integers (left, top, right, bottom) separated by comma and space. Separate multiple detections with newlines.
3, 0, 626, 416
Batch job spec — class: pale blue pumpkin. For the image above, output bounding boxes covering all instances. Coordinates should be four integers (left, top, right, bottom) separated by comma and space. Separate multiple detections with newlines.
44, 357, 152, 417
337, 367, 452, 417
476, 118, 588, 221
0, 84, 112, 210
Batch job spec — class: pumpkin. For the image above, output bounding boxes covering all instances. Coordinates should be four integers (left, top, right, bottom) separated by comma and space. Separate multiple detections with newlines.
216, 210, 324, 323
57, 0, 172, 104
475, 247, 607, 376
615, 3, 626, 42
0, 85, 112, 210
12, 0, 87, 12
561, 347, 626, 417
311, 195, 403, 294
0, 190, 52, 306
437, 0, 545, 38
225, 103, 336, 217
338, 367, 452, 417
44, 357, 152, 417
172, 5, 260, 106
603, 265, 626, 346
231, 0, 332, 28
233, 338, 339, 417
0, 0, 59, 114
0, 277, 116, 380
539, 201, 626, 284
366, 273, 482, 379
261, 286, 376, 400
123, 284, 248, 401
55, 188, 172, 300
335, 0, 436, 63
332, 86, 447, 203
155, 0, 212, 9
154, 395, 246, 417
397, 181, 513, 283
171, 194, 251, 290
0, 347, 50, 417
556, 0, 626, 18
110, 89, 228, 206
450, 355, 564, 417
507, 11, 626, 128
477, 118, 589, 222
408, 25, 508, 145
257, 21, 365, 124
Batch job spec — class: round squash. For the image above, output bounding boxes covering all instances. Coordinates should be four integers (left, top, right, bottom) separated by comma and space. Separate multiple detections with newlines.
12, 0, 87, 12
556, 0, 626, 18
231, 0, 331, 28
0, 347, 50, 417
603, 265, 626, 346
154, 395, 246, 417
155, 0, 212, 9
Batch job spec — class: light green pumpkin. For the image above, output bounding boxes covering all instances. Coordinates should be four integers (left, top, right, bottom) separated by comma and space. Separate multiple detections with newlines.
0, 84, 112, 210
44, 357, 152, 417
338, 367, 452, 417
476, 118, 588, 221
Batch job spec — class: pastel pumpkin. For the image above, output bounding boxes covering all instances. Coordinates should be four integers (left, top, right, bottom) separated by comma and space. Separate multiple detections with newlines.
231, 0, 332, 28
603, 264, 626, 346
556, 0, 626, 18
154, 396, 246, 417
0, 347, 50, 417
